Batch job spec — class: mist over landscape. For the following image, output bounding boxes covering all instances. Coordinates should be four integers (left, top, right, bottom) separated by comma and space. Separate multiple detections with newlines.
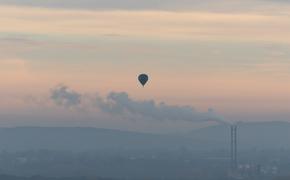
0, 122, 288, 179
1, 0, 290, 179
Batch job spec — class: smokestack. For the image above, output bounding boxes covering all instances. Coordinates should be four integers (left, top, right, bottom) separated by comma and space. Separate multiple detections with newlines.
230, 125, 238, 171
231, 125, 234, 170
234, 125, 238, 169
231, 126, 234, 170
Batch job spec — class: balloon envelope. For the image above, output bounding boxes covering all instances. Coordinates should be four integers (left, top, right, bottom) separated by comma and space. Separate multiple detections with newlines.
138, 74, 149, 86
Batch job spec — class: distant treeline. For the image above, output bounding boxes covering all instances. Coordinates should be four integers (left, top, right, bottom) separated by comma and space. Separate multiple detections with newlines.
0, 174, 289, 180
273, 177, 290, 180
0, 175, 115, 180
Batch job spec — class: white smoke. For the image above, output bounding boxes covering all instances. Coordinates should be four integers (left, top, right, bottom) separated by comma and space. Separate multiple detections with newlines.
50, 85, 81, 107
50, 85, 225, 124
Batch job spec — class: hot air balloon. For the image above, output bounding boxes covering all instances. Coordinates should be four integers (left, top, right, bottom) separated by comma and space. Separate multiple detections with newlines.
138, 74, 149, 87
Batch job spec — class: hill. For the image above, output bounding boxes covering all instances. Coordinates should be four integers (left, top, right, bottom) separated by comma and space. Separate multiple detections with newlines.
188, 121, 290, 150
0, 121, 289, 151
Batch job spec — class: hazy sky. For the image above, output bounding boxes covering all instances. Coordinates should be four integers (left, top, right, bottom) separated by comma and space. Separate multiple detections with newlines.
1, 0, 290, 132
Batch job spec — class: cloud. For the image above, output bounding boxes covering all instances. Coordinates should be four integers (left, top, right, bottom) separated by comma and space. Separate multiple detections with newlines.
0, 0, 227, 10
50, 85, 81, 107
0, 0, 289, 11
1, 6, 290, 43
49, 85, 225, 124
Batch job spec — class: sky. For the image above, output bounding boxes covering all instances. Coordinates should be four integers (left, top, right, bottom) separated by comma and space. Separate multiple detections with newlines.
1, 0, 290, 133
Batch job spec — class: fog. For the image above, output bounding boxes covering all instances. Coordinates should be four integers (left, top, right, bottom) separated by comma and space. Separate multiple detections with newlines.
0, 0, 290, 179
0, 122, 287, 179
0, 86, 289, 180
0, 87, 290, 179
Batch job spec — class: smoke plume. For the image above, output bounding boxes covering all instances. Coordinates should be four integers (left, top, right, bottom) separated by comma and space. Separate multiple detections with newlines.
50, 85, 81, 107
50, 85, 225, 124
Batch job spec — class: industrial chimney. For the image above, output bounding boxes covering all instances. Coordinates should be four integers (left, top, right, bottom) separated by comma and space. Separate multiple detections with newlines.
230, 125, 238, 171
